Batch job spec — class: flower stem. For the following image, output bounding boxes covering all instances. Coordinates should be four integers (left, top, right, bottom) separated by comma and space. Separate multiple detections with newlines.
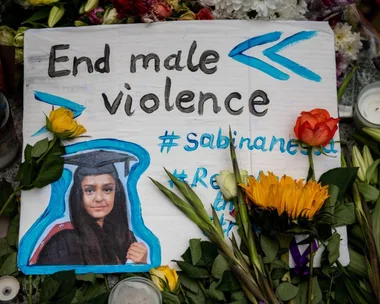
28, 275, 33, 304
307, 147, 316, 182
0, 186, 22, 217
307, 240, 315, 304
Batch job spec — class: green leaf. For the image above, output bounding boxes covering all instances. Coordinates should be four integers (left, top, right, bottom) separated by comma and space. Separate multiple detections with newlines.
276, 282, 298, 301
22, 7, 51, 24
162, 291, 181, 304
357, 182, 379, 201
181, 248, 192, 264
32, 140, 65, 188
352, 133, 380, 158
211, 206, 224, 238
338, 66, 357, 102
271, 268, 288, 280
211, 254, 230, 279
319, 168, 358, 200
372, 193, 380, 258
217, 271, 240, 292
178, 273, 199, 294
199, 241, 218, 269
83, 281, 107, 301
0, 238, 11, 257
189, 239, 202, 266
347, 249, 368, 278
76, 273, 97, 284
0, 252, 17, 276
31, 138, 49, 158
40, 275, 61, 301
207, 281, 225, 301
164, 169, 210, 223
260, 233, 278, 262
0, 180, 17, 217
186, 288, 206, 304
86, 292, 109, 304
334, 201, 356, 226
311, 277, 322, 304
231, 290, 246, 301
327, 233, 340, 265
175, 261, 209, 279
230, 300, 249, 304
366, 159, 380, 184
295, 281, 308, 304
150, 178, 206, 229
6, 214, 19, 248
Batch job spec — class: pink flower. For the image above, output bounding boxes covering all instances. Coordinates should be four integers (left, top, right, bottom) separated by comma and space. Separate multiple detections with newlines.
88, 7, 104, 24
153, 1, 172, 18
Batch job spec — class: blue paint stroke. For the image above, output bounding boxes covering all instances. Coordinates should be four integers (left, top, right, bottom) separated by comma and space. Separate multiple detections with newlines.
31, 92, 86, 137
18, 139, 161, 275
263, 31, 321, 83
228, 31, 289, 81
34, 91, 86, 117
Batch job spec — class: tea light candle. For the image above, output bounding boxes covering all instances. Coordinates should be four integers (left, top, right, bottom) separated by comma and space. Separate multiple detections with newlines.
354, 82, 380, 130
0, 276, 20, 302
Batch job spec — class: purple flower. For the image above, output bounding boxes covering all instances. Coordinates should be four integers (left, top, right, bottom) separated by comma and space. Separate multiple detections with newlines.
336, 51, 348, 78
88, 7, 104, 24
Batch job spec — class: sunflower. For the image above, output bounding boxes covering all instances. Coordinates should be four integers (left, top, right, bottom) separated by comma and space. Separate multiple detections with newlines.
240, 172, 329, 220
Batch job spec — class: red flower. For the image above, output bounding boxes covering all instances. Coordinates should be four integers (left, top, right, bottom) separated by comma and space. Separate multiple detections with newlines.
196, 8, 213, 20
110, 0, 149, 17
294, 108, 340, 147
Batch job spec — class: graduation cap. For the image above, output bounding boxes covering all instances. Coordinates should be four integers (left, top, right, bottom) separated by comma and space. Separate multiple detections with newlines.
64, 150, 137, 178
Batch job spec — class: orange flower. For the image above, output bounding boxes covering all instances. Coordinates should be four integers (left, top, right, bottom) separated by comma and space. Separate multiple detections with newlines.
294, 108, 339, 147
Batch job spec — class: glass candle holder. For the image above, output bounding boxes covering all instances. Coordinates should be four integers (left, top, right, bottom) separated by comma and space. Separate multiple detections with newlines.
353, 82, 380, 130
108, 277, 162, 304
0, 92, 20, 169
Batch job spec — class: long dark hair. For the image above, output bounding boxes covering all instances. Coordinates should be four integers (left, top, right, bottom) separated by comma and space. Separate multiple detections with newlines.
69, 172, 133, 265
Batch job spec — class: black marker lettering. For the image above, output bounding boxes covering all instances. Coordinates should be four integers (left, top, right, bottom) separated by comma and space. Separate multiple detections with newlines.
249, 90, 270, 117
225, 92, 243, 115
102, 91, 123, 115
130, 53, 160, 73
48, 44, 70, 78
176, 90, 195, 113
140, 94, 159, 113
199, 50, 219, 75
199, 92, 221, 115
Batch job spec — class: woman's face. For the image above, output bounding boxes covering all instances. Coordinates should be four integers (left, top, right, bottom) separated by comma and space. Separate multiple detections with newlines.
81, 174, 116, 220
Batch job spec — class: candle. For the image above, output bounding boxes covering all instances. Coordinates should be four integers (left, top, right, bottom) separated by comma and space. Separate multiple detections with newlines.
0, 276, 20, 301
354, 82, 380, 130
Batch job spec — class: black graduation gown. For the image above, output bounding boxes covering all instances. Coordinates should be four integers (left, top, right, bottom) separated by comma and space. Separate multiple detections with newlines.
36, 229, 137, 265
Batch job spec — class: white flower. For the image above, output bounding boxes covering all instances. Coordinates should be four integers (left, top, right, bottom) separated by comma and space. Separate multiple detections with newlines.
213, 0, 251, 19
344, 32, 362, 61
274, 0, 307, 20
333, 23, 363, 61
251, 0, 279, 17
215, 170, 248, 201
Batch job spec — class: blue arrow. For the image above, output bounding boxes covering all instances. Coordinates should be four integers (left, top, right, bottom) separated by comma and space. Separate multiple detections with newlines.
228, 31, 289, 81
32, 91, 86, 137
228, 31, 321, 82
263, 31, 321, 82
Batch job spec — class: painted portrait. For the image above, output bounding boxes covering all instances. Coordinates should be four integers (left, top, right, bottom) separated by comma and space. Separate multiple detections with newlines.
19, 140, 161, 274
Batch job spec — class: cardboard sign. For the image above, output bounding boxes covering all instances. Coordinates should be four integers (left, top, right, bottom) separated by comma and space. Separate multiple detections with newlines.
19, 21, 347, 275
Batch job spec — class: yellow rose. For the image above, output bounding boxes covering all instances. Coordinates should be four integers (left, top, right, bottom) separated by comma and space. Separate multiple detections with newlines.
150, 266, 179, 293
27, 0, 59, 5
47, 107, 86, 139
179, 11, 196, 20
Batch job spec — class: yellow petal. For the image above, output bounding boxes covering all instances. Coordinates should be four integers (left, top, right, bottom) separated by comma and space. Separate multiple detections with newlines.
70, 124, 87, 138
